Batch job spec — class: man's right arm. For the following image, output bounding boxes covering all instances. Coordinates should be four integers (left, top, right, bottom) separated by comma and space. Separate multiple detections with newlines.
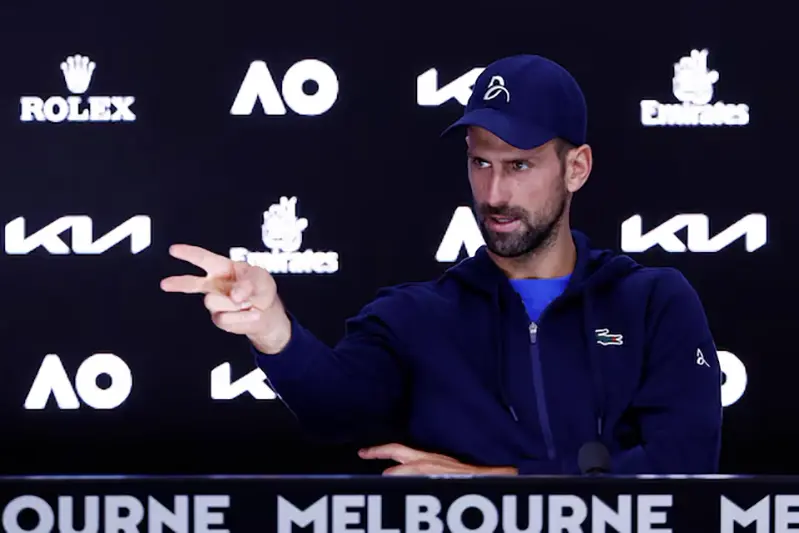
252, 301, 409, 444
161, 244, 409, 445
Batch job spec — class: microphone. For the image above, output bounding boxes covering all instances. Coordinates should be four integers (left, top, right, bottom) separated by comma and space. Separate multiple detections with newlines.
578, 441, 611, 475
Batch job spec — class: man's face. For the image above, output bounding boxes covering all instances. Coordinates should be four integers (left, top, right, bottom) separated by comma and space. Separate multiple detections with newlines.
466, 126, 569, 258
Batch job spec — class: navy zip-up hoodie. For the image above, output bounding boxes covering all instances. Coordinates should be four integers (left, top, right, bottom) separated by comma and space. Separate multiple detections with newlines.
255, 231, 723, 474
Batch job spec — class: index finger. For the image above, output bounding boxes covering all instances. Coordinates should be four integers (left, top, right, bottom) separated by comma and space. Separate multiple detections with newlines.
160, 274, 236, 295
358, 443, 430, 464
169, 244, 233, 277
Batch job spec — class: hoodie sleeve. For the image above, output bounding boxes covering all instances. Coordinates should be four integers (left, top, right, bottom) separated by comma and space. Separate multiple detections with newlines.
253, 291, 409, 444
610, 268, 723, 474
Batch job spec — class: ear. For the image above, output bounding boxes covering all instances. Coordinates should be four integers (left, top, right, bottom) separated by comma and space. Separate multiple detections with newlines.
564, 144, 592, 193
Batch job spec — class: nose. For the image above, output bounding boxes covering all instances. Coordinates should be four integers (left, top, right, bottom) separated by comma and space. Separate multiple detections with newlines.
484, 168, 510, 206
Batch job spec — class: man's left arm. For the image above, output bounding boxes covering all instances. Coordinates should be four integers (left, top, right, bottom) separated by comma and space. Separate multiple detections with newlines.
610, 269, 723, 474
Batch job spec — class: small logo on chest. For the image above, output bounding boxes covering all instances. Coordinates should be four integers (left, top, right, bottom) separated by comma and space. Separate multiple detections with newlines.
595, 328, 623, 346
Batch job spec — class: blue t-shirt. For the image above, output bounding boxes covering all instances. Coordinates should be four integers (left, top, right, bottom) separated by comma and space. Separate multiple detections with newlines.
509, 275, 571, 323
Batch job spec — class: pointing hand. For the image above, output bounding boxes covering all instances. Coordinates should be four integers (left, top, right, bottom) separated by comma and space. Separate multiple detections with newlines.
160, 244, 292, 353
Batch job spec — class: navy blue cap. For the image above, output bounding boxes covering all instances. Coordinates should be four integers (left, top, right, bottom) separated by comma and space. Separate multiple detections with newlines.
442, 54, 587, 149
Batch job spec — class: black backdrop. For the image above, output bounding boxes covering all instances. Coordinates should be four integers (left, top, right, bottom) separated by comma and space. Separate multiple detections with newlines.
0, 1, 793, 475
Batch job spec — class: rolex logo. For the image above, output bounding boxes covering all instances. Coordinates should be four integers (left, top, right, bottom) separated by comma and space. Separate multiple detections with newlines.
20, 53, 136, 123
60, 54, 96, 94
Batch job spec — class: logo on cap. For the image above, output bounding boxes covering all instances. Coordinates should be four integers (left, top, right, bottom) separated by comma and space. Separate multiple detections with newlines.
483, 76, 510, 103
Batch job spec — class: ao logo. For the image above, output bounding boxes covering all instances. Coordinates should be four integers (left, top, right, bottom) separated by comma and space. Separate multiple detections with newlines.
437, 207, 749, 407
230, 59, 338, 116
718, 351, 747, 407
24, 353, 132, 410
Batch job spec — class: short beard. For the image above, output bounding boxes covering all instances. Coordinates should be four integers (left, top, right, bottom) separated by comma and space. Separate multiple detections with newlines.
475, 187, 567, 259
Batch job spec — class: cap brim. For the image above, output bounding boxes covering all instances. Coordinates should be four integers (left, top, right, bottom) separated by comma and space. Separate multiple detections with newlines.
441, 108, 556, 150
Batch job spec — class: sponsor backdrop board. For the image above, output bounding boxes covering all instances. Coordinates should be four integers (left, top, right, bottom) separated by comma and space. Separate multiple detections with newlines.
0, 2, 792, 474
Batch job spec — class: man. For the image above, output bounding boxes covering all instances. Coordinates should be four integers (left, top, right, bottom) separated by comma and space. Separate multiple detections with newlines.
161, 54, 723, 475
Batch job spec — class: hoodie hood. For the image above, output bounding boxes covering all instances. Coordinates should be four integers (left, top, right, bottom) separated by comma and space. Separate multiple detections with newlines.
440, 230, 642, 297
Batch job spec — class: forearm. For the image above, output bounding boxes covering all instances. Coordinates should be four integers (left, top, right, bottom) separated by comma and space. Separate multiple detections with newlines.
254, 314, 407, 443
612, 433, 720, 475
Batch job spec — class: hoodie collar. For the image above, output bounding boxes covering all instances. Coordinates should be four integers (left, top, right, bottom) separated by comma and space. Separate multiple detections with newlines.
440, 230, 640, 298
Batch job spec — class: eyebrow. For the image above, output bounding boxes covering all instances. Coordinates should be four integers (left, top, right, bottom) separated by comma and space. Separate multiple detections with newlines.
467, 151, 540, 162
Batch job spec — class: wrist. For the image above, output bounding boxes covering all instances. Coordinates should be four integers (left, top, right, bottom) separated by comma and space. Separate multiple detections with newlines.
249, 313, 292, 354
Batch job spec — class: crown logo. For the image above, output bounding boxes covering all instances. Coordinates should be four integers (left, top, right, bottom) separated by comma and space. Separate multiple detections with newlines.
60, 54, 96, 94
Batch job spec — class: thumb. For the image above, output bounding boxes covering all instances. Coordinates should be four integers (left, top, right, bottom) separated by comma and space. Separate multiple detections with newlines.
231, 262, 275, 309
230, 278, 254, 305
229, 262, 257, 304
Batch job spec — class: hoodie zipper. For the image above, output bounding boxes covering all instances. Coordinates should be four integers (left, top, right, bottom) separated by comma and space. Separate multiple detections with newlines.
529, 321, 557, 461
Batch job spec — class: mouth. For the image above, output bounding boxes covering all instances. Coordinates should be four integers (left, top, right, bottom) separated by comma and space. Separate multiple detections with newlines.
485, 214, 521, 233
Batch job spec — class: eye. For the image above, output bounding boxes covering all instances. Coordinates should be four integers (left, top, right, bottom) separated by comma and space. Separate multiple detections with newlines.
470, 157, 490, 168
511, 160, 531, 171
